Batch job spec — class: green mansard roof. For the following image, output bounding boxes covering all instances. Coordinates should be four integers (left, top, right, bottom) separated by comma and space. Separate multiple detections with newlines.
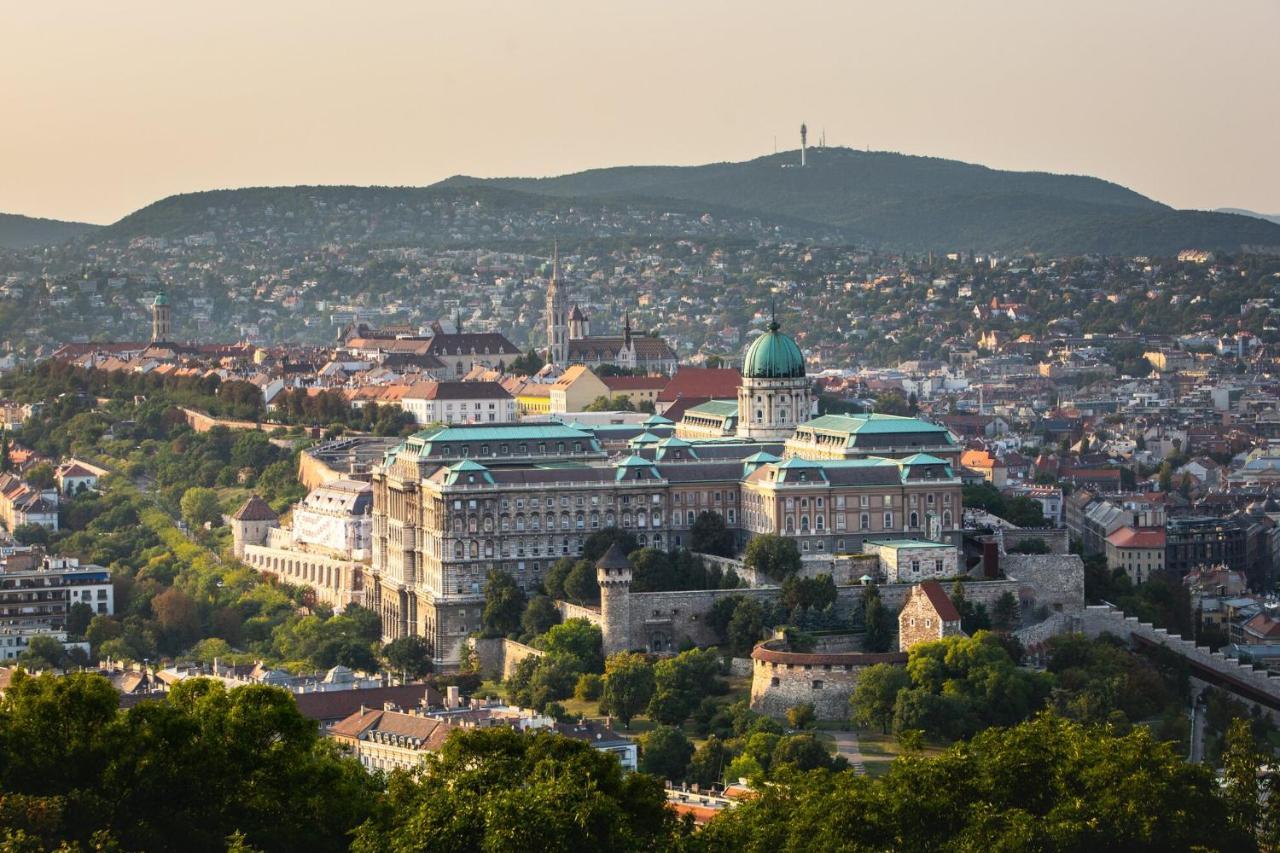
797, 413, 956, 442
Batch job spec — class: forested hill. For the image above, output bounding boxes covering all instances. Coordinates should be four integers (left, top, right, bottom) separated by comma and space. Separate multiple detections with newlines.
91, 149, 1280, 256
0, 212, 100, 250
461, 148, 1280, 256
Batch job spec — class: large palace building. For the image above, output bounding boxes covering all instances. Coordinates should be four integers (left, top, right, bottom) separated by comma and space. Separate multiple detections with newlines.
368, 320, 962, 664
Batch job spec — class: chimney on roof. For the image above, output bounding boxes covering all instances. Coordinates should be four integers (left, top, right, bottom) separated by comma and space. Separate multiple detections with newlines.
447, 684, 460, 709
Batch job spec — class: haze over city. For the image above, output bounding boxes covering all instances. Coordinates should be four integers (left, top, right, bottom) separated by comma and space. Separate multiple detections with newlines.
3, 0, 1279, 224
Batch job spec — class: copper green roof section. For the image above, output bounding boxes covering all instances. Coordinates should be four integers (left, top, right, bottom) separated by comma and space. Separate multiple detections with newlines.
797, 413, 955, 441
684, 399, 739, 418
410, 423, 596, 443
444, 459, 495, 485
742, 319, 806, 379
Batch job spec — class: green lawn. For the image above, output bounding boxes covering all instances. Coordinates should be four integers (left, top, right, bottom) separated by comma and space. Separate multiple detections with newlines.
856, 731, 947, 777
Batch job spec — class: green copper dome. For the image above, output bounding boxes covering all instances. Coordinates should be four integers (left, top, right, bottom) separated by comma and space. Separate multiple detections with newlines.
153, 292, 169, 307
742, 320, 805, 379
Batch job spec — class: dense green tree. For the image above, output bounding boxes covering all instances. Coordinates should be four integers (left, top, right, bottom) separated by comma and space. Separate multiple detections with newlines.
0, 672, 379, 852
690, 510, 736, 557
726, 598, 768, 656
505, 655, 580, 712
562, 559, 601, 605
542, 557, 575, 600
600, 652, 655, 729
699, 714, 1244, 852
781, 574, 837, 612
992, 590, 1020, 629
179, 486, 222, 529
538, 618, 604, 673
641, 725, 693, 781
383, 636, 434, 680
861, 583, 893, 652
1223, 717, 1261, 843
628, 548, 676, 592
352, 727, 681, 852
481, 570, 526, 638
850, 663, 912, 733
687, 735, 734, 788
1004, 496, 1047, 527
12, 523, 50, 547
521, 594, 561, 638
17, 636, 67, 671
648, 648, 723, 726
743, 534, 801, 581
573, 673, 603, 702
581, 528, 639, 563
771, 734, 833, 772
65, 602, 94, 638
893, 632, 1053, 739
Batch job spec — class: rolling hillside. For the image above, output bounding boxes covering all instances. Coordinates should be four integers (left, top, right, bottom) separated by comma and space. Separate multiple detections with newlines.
0, 213, 100, 250
466, 148, 1280, 255
94, 149, 1280, 256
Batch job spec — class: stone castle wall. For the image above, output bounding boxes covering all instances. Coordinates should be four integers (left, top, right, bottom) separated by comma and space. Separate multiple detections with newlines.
468, 637, 546, 681
613, 579, 1021, 654
555, 600, 603, 626
1001, 528, 1071, 555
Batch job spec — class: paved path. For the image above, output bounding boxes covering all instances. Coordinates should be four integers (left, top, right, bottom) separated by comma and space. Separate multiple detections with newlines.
829, 730, 868, 775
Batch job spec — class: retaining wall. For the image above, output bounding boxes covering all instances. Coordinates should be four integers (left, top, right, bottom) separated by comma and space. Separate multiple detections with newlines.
467, 637, 545, 681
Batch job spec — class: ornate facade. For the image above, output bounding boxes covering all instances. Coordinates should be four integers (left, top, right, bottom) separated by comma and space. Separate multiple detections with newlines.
544, 252, 677, 374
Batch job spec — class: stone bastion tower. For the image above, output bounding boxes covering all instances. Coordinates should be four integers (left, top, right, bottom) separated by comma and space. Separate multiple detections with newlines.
597, 543, 633, 656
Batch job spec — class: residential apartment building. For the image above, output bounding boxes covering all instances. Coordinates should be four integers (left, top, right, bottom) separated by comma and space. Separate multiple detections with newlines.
401, 381, 516, 425
1105, 527, 1166, 585
0, 554, 113, 660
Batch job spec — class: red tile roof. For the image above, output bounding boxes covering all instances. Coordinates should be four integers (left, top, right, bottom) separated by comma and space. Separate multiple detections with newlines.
918, 580, 962, 623
657, 368, 741, 403
1106, 526, 1166, 550
232, 494, 278, 521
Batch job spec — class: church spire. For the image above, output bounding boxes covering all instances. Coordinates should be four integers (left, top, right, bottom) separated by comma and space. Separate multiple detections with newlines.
623, 311, 632, 349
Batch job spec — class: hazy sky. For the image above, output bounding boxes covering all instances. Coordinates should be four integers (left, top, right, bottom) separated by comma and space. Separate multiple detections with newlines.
3, 1, 1277, 224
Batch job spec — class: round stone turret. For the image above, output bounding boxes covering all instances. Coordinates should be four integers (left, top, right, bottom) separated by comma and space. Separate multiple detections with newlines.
596, 543, 633, 656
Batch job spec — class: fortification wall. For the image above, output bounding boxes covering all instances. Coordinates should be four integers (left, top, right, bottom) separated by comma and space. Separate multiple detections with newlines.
1003, 555, 1085, 612
1002, 528, 1070, 555
555, 600, 603, 626
1077, 605, 1280, 703
298, 449, 344, 491
467, 637, 545, 681
617, 579, 1021, 654
702, 552, 879, 588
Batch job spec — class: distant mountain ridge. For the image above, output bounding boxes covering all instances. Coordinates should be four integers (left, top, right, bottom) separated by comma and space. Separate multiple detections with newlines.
1218, 208, 1280, 226
0, 213, 100, 250
93, 148, 1280, 256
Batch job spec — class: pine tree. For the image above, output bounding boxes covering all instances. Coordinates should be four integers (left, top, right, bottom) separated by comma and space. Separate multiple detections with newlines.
862, 584, 892, 652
